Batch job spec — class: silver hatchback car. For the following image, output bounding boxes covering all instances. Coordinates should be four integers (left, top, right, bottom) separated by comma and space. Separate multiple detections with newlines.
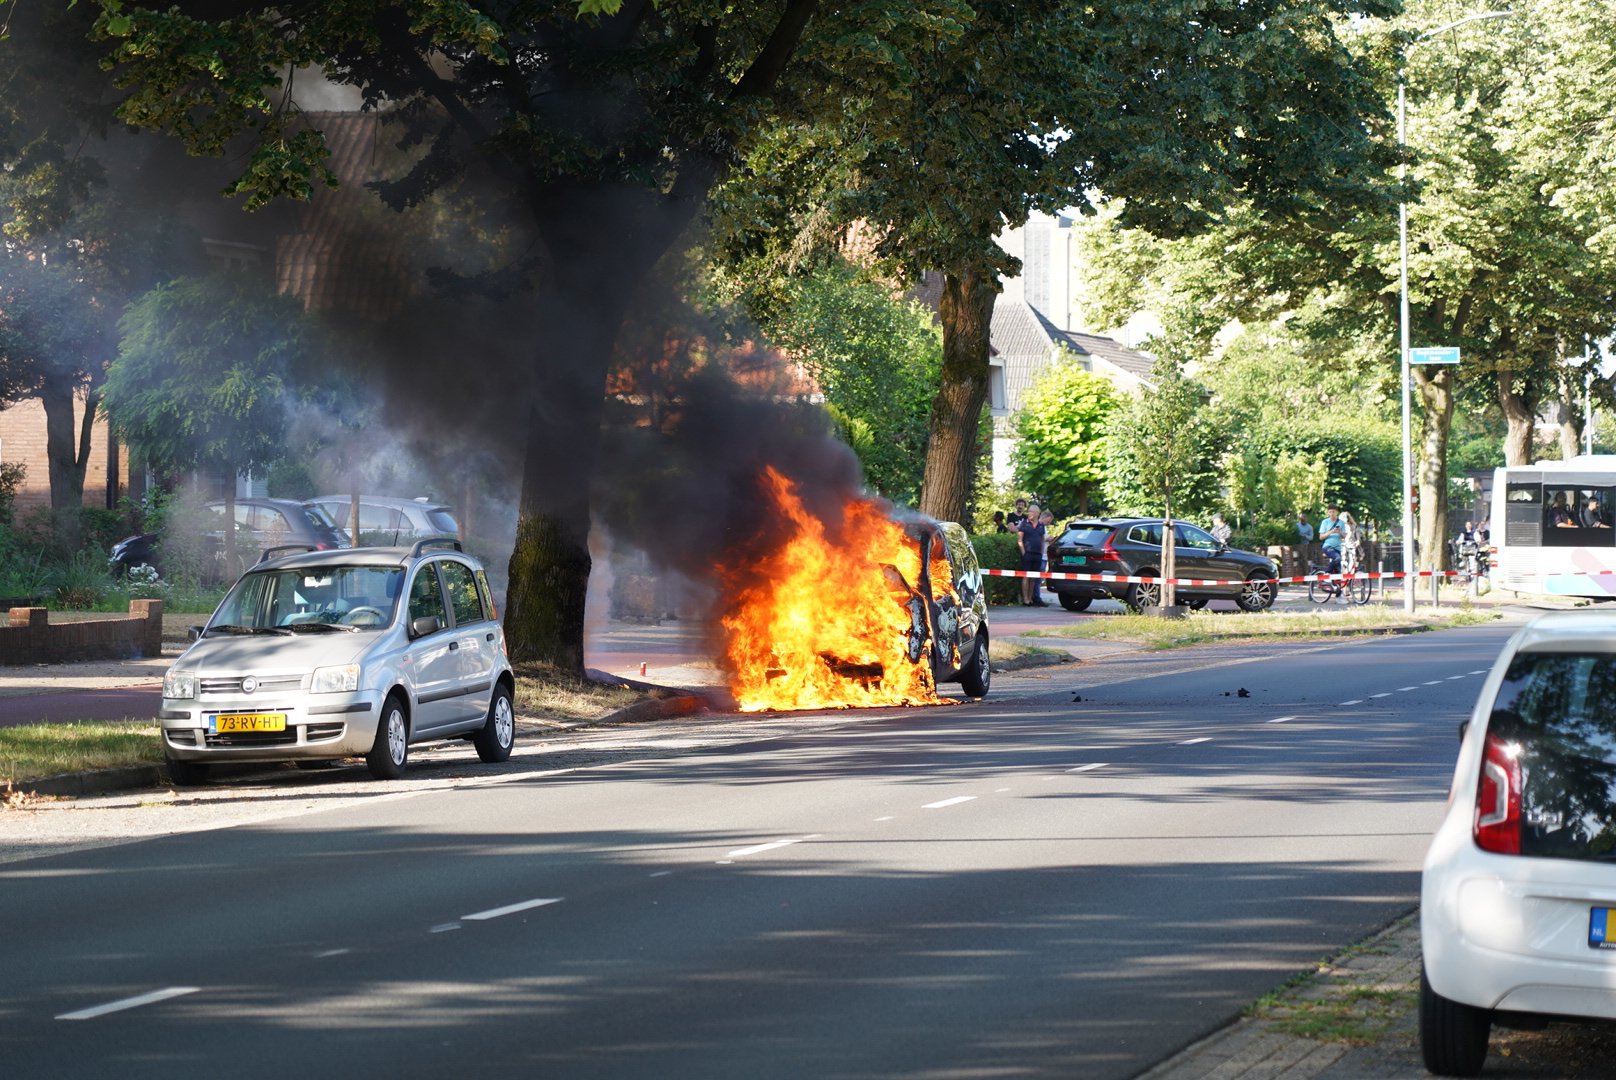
159, 539, 515, 784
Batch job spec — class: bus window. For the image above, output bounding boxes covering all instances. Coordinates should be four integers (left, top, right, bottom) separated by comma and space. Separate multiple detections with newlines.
1543, 486, 1616, 547
1504, 482, 1542, 547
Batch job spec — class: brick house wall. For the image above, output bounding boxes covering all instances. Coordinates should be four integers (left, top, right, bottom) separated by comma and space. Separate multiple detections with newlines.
0, 398, 128, 514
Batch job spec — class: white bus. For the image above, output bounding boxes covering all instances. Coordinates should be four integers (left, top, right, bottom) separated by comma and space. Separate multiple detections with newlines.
1491, 456, 1616, 598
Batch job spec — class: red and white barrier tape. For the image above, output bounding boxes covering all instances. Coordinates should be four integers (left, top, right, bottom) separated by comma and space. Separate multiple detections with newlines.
981, 568, 1459, 586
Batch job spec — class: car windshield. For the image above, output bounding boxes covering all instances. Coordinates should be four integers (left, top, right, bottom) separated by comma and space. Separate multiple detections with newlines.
1490, 650, 1616, 861
209, 566, 405, 633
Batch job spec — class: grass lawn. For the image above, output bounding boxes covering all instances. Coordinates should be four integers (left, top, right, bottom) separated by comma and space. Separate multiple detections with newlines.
0, 721, 164, 785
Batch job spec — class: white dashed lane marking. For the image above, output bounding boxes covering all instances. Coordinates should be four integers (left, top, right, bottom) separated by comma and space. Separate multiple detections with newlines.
923, 796, 977, 810
1371, 693, 1392, 699
463, 897, 563, 922
1267, 716, 1296, 724
1339, 699, 1363, 706
1067, 763, 1108, 774
721, 835, 821, 861
57, 987, 199, 1021
1178, 737, 1211, 746
1398, 686, 1419, 692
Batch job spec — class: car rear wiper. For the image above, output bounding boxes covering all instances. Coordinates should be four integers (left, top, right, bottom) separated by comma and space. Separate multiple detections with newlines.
204, 624, 291, 636
288, 622, 359, 633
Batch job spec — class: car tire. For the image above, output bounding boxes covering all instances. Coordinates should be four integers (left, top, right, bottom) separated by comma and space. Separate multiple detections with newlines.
1419, 965, 1490, 1076
164, 755, 209, 787
1057, 595, 1092, 613
366, 695, 410, 780
1236, 572, 1276, 612
1125, 575, 1162, 613
959, 630, 990, 698
473, 682, 516, 763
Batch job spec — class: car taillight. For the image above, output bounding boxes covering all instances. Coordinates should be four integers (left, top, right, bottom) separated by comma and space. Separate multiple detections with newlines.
1474, 732, 1522, 855
315, 542, 333, 551
1096, 535, 1123, 562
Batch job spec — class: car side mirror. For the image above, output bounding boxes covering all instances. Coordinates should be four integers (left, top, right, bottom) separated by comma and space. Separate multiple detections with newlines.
1458, 719, 1470, 742
411, 615, 443, 638
187, 625, 204, 642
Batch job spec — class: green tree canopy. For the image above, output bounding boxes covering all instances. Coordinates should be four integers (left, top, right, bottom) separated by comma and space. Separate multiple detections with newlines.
742, 262, 941, 507
102, 275, 319, 566
1011, 357, 1119, 516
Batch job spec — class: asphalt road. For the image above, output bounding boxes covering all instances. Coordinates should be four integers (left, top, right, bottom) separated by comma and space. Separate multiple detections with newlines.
0, 622, 1517, 1079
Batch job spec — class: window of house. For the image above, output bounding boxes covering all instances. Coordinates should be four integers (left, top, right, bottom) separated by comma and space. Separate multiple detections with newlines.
989, 364, 1007, 412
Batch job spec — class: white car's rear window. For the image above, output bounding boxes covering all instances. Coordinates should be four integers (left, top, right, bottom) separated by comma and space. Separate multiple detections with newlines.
1490, 650, 1616, 860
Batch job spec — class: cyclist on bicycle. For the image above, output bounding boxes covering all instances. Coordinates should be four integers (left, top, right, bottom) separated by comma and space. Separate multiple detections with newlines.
1319, 505, 1345, 575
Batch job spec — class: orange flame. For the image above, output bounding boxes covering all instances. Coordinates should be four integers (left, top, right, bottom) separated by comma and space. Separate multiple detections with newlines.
718, 468, 957, 712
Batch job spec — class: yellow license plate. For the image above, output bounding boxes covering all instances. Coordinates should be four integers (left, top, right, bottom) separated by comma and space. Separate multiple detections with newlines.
209, 712, 287, 733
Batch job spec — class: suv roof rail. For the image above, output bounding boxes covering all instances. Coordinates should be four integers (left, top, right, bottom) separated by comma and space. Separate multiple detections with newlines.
257, 543, 320, 564
409, 536, 463, 557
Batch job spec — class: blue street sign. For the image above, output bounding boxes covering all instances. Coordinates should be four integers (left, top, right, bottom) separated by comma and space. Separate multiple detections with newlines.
1411, 346, 1461, 365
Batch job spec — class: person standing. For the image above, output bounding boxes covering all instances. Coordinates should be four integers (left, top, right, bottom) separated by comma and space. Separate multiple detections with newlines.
991, 511, 1009, 534
1296, 511, 1315, 543
1017, 503, 1047, 606
1340, 510, 1362, 574
1037, 509, 1057, 605
1006, 498, 1029, 529
1210, 512, 1232, 545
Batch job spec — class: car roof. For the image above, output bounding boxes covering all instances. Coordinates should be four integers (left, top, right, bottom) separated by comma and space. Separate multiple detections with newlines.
249, 541, 474, 573
1511, 611, 1616, 653
307, 495, 454, 511
207, 496, 314, 511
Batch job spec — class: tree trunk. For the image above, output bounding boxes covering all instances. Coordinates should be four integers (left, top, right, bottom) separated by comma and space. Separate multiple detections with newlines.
39, 375, 93, 553
1414, 366, 1455, 571
223, 486, 237, 583
1553, 376, 1586, 461
918, 270, 997, 522
501, 288, 622, 672
1497, 369, 1536, 467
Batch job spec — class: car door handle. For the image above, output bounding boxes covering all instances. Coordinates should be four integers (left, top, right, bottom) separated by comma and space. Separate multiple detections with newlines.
449, 641, 459, 651
485, 633, 494, 642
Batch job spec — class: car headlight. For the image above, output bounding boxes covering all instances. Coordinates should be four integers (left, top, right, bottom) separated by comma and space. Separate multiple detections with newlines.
311, 664, 361, 694
164, 670, 197, 699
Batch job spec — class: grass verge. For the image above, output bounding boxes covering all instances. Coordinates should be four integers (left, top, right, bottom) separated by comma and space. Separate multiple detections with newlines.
1022, 606, 1499, 650
512, 662, 651, 721
0, 721, 163, 785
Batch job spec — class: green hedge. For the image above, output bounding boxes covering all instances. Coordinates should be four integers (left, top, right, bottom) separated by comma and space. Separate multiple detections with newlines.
970, 530, 1024, 606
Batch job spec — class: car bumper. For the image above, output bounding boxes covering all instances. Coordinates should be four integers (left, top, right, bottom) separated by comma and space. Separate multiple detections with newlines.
160, 692, 380, 761
1422, 863, 1616, 1019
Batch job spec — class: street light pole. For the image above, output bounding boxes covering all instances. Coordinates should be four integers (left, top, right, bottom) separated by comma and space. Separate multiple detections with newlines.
1396, 9, 1515, 612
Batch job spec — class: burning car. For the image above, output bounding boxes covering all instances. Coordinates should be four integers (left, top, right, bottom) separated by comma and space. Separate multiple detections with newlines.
719, 469, 989, 711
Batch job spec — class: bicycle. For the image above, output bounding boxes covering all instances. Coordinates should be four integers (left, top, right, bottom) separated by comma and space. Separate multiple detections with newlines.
1307, 553, 1372, 605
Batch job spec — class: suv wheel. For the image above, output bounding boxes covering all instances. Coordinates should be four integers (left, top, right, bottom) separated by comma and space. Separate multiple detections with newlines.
1057, 595, 1091, 613
1419, 965, 1490, 1076
959, 630, 990, 698
1236, 573, 1276, 612
1125, 576, 1162, 612
366, 695, 410, 780
473, 683, 516, 763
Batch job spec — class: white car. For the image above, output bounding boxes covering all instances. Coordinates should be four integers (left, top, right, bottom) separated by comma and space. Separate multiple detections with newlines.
159, 540, 514, 783
1421, 611, 1616, 1075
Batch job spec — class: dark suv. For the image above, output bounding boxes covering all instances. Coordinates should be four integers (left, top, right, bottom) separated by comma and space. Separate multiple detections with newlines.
1045, 518, 1278, 613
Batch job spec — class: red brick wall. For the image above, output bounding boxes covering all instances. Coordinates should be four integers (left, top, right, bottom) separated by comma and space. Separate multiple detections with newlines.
0, 399, 128, 513
0, 600, 163, 664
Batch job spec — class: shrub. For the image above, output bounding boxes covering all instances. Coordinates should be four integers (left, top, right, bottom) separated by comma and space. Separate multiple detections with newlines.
51, 549, 113, 609
971, 530, 1023, 606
